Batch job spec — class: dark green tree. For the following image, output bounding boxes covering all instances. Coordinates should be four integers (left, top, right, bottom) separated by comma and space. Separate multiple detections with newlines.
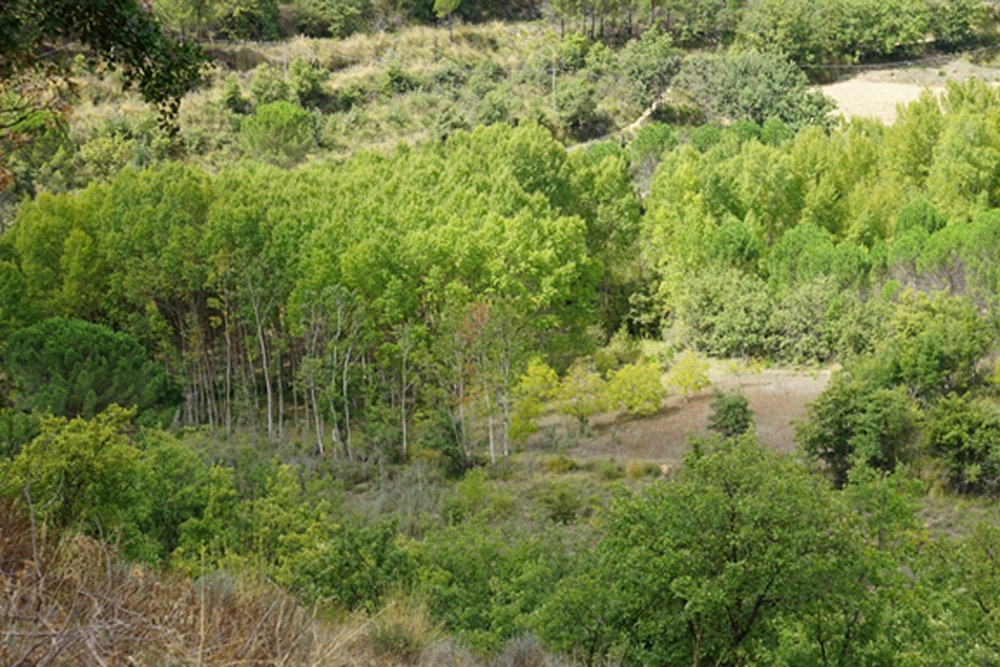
707, 388, 754, 438
5, 317, 179, 422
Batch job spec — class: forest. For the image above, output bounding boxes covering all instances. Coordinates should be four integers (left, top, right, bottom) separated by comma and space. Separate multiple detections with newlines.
3, 0, 1000, 664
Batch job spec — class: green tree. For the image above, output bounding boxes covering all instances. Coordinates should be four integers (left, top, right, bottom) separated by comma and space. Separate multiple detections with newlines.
676, 51, 834, 128
538, 436, 880, 664
510, 357, 558, 443
615, 28, 680, 108
1, 0, 204, 120
239, 100, 315, 166
707, 388, 753, 437
556, 360, 608, 431
0, 406, 150, 556
5, 317, 179, 423
666, 349, 710, 401
923, 393, 1000, 493
796, 368, 920, 486
608, 359, 666, 416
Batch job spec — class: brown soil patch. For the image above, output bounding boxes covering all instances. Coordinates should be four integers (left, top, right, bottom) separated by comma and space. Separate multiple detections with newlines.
821, 56, 1000, 124
550, 368, 831, 465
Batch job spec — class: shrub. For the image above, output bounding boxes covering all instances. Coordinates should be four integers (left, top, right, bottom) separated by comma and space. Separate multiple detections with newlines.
707, 389, 754, 438
796, 369, 920, 486
676, 52, 834, 128
539, 481, 582, 525
0, 406, 149, 557
678, 268, 772, 358
239, 101, 315, 166
555, 361, 608, 431
608, 360, 666, 417
616, 28, 681, 108
666, 350, 710, 401
248, 62, 289, 106
288, 57, 329, 108
923, 394, 1000, 494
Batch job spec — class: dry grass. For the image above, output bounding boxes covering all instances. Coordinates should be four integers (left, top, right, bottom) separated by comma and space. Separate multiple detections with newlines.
0, 496, 440, 666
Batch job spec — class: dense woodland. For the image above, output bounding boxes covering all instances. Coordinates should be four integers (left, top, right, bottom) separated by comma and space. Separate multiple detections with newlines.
5, 1, 1000, 665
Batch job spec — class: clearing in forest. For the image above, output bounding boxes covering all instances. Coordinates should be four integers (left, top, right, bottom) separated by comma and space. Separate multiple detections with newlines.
541, 367, 832, 465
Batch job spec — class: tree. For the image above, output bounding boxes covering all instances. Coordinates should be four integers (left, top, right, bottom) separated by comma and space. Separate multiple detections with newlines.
796, 368, 919, 487
538, 437, 881, 664
5, 317, 180, 423
676, 51, 834, 128
0, 406, 149, 556
666, 349, 710, 401
707, 388, 753, 437
608, 359, 666, 416
510, 357, 558, 443
556, 360, 608, 432
1, 0, 204, 124
239, 101, 315, 167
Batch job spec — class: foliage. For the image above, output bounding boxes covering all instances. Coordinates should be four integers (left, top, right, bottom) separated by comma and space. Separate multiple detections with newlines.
555, 78, 604, 139
239, 100, 315, 166
288, 57, 329, 108
0, 408, 40, 459
1, 0, 204, 117
707, 389, 754, 438
248, 62, 291, 106
678, 268, 772, 358
676, 51, 834, 128
607, 359, 665, 417
923, 393, 1000, 494
538, 437, 880, 664
796, 368, 920, 486
510, 357, 558, 443
666, 349, 710, 401
615, 29, 681, 108
292, 0, 373, 38
0, 407, 149, 553
555, 360, 608, 430
5, 317, 179, 423
414, 521, 573, 654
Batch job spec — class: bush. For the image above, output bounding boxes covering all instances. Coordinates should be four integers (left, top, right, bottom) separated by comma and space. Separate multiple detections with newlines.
679, 268, 772, 358
796, 369, 920, 487
288, 57, 328, 108
556, 78, 605, 139
239, 101, 315, 167
539, 481, 582, 525
676, 52, 834, 128
0, 407, 149, 556
555, 361, 608, 431
666, 350, 710, 401
616, 28, 681, 108
537, 437, 875, 665
608, 360, 666, 417
707, 389, 754, 438
923, 393, 1000, 494
248, 63, 289, 106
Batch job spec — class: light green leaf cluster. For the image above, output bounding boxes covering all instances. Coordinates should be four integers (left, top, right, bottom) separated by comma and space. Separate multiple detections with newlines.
607, 359, 665, 417
666, 349, 710, 401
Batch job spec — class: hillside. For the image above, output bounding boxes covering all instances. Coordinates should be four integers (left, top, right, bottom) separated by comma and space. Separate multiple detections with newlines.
5, 2, 1000, 664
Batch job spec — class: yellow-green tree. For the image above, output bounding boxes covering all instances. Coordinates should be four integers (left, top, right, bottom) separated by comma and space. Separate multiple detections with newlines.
667, 349, 710, 401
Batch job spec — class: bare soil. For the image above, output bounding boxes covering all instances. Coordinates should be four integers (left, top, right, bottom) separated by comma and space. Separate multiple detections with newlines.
538, 368, 832, 466
821, 55, 1000, 124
